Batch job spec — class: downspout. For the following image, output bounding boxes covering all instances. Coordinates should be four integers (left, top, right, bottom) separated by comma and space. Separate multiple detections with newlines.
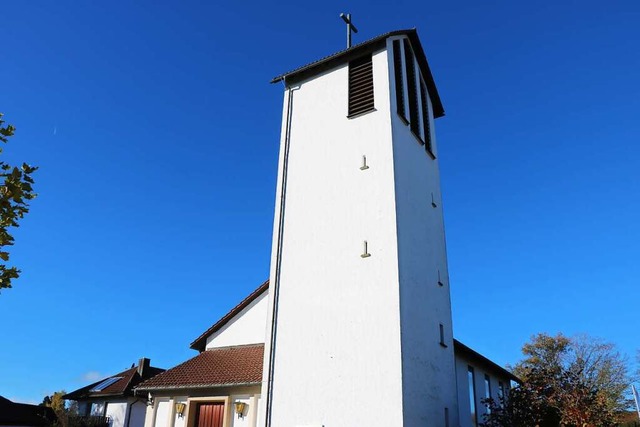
264, 78, 296, 427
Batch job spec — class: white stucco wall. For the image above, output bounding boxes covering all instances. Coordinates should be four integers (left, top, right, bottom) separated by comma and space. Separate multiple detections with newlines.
387, 36, 459, 427
143, 404, 155, 427
144, 389, 260, 427
254, 394, 263, 427
455, 351, 514, 427
260, 47, 406, 427
205, 292, 268, 349
172, 397, 187, 427
258, 33, 460, 427
153, 399, 171, 427
228, 395, 252, 427
128, 400, 147, 427
105, 401, 127, 427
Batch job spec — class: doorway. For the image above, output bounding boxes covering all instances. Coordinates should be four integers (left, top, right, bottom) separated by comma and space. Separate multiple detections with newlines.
195, 402, 225, 427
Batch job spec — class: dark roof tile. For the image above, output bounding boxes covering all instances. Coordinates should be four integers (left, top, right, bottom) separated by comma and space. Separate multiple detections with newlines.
135, 344, 264, 391
63, 365, 164, 400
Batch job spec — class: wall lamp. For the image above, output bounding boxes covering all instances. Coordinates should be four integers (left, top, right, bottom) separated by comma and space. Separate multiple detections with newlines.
146, 393, 154, 406
175, 402, 186, 418
234, 401, 246, 419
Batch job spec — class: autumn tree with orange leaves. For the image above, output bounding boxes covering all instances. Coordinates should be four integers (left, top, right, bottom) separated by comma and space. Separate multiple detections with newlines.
481, 333, 632, 427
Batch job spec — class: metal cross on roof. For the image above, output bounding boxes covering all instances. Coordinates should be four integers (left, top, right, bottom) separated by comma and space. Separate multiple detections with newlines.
340, 13, 358, 48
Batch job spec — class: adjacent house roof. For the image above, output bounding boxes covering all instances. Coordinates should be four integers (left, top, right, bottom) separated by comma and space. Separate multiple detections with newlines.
135, 344, 264, 391
190, 280, 269, 352
271, 28, 445, 118
454, 339, 520, 383
63, 359, 165, 400
0, 396, 57, 426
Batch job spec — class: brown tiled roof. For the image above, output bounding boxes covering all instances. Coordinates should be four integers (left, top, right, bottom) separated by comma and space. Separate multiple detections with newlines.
190, 280, 269, 352
135, 344, 264, 391
63, 365, 165, 400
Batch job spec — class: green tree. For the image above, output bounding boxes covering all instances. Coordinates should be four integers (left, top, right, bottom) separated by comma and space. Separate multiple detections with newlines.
512, 332, 571, 378
513, 333, 632, 414
42, 391, 67, 413
0, 113, 37, 291
482, 333, 633, 427
482, 365, 616, 427
42, 390, 78, 427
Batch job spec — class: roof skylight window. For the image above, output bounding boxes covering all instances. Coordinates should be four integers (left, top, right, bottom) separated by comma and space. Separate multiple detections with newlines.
90, 377, 122, 392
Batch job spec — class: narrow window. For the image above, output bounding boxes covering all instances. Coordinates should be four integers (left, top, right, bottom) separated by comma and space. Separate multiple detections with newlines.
392, 40, 406, 122
468, 367, 478, 427
348, 54, 374, 117
403, 39, 420, 138
420, 79, 433, 153
444, 407, 450, 427
484, 374, 492, 414
439, 323, 446, 347
498, 381, 505, 408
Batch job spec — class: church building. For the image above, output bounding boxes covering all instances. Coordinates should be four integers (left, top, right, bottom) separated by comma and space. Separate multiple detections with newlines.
130, 28, 516, 427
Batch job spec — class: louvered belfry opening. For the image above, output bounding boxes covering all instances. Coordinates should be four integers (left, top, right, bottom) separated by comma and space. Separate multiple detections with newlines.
403, 39, 420, 139
420, 79, 432, 152
393, 40, 406, 121
348, 54, 374, 117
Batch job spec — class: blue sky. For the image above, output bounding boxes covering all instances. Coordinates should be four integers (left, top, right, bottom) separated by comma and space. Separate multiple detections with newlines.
1, 0, 639, 403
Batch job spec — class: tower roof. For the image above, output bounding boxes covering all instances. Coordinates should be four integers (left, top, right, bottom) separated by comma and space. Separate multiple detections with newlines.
271, 28, 444, 118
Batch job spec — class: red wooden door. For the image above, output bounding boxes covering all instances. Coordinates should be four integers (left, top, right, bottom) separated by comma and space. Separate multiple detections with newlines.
195, 402, 224, 427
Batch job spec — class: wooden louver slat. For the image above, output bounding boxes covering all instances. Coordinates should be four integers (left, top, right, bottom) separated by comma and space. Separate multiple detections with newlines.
393, 40, 406, 121
349, 85, 374, 98
351, 61, 372, 72
349, 74, 373, 88
348, 54, 374, 117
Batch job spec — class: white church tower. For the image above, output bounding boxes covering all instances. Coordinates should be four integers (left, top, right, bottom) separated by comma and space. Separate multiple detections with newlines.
260, 28, 458, 427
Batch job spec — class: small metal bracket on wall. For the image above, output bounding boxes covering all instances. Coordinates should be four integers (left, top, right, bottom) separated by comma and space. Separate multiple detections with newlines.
438, 269, 444, 287
431, 192, 438, 208
360, 155, 369, 170
361, 240, 371, 258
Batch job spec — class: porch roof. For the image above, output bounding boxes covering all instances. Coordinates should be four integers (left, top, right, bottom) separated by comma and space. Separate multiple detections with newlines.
135, 344, 264, 392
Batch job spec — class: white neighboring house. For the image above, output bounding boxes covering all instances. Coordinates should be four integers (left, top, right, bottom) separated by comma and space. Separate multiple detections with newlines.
63, 358, 164, 427
455, 340, 518, 427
